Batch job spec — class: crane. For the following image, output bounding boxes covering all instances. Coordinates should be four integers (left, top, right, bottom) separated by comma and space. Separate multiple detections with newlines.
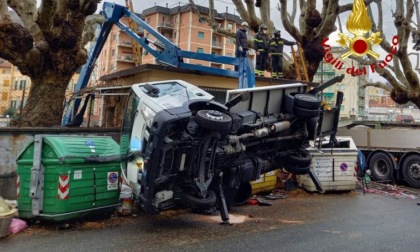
125, 0, 142, 66
62, 2, 255, 126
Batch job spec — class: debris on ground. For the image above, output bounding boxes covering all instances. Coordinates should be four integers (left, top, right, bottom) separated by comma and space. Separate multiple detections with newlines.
357, 179, 418, 199
0, 195, 20, 238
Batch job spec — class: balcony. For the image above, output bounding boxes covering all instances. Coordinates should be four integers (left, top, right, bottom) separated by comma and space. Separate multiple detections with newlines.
157, 22, 174, 30
118, 40, 133, 48
117, 55, 135, 62
212, 41, 223, 49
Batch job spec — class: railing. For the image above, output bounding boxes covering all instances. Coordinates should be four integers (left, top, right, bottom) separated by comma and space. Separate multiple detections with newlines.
212, 41, 223, 48
158, 22, 174, 28
119, 40, 133, 47
117, 55, 135, 61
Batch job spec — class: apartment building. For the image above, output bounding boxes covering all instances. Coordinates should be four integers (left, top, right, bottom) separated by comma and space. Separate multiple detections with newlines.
0, 58, 79, 118
0, 59, 12, 115
94, 3, 247, 79
313, 47, 368, 119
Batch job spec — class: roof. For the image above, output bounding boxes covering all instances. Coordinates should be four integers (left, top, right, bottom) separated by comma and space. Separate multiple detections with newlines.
0, 58, 12, 68
141, 4, 242, 23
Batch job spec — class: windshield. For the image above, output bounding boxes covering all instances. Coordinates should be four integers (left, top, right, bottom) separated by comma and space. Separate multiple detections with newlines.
140, 82, 212, 109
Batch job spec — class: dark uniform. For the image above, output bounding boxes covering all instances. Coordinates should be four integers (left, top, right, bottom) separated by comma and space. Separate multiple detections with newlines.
235, 22, 249, 71
235, 23, 249, 58
253, 25, 269, 76
269, 30, 296, 78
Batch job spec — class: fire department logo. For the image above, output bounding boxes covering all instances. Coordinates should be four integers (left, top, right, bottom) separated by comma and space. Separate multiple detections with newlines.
336, 0, 382, 59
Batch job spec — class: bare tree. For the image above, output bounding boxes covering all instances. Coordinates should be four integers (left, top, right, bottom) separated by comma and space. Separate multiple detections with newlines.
0, 0, 103, 126
362, 0, 420, 108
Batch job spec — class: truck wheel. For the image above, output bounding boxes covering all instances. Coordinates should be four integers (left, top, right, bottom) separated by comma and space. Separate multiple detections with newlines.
293, 93, 321, 110
368, 152, 394, 181
196, 110, 232, 131
285, 148, 312, 167
181, 190, 217, 210
293, 106, 320, 119
402, 154, 420, 189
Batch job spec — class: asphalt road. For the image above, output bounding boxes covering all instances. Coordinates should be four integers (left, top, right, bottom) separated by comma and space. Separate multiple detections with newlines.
1, 188, 420, 252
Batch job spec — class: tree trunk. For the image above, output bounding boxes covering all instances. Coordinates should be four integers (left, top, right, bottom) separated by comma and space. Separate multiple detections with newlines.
16, 70, 71, 127
302, 38, 325, 81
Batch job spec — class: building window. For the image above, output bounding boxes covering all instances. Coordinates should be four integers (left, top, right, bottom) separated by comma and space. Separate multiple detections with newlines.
227, 23, 233, 31
3, 80, 9, 86
147, 18, 151, 24
198, 31, 204, 39
197, 48, 204, 53
19, 80, 27, 90
112, 34, 116, 41
11, 100, 18, 109
14, 80, 18, 90
2, 92, 8, 101
227, 38, 232, 44
112, 49, 115, 56
340, 105, 345, 111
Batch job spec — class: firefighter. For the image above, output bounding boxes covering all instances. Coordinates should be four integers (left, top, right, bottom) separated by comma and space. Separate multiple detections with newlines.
253, 25, 269, 76
268, 30, 296, 78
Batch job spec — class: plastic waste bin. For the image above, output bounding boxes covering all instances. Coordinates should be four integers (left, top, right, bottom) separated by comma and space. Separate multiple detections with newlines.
17, 135, 121, 222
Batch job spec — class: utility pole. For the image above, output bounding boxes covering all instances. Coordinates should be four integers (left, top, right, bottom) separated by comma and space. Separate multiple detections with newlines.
19, 79, 26, 118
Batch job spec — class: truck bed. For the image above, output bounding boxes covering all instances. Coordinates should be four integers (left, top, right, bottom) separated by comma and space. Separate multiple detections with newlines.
337, 127, 420, 152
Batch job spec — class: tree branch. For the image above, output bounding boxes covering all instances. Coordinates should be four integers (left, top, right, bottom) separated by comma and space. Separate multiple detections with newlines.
415, 0, 420, 30
290, 0, 297, 23
362, 81, 392, 91
279, 0, 303, 42
8, 0, 45, 43
232, 0, 250, 23
368, 2, 391, 53
36, 0, 56, 32
188, 0, 235, 38
259, 0, 273, 31
339, 0, 374, 13
315, 0, 339, 40
0, 0, 11, 22
244, 0, 259, 28
81, 14, 104, 47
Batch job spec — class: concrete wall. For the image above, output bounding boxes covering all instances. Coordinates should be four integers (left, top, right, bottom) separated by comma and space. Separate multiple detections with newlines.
0, 128, 120, 200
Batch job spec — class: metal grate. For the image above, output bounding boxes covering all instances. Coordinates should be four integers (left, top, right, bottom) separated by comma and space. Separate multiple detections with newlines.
199, 87, 229, 104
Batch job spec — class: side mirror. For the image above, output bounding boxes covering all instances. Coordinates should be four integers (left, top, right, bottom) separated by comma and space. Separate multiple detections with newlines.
144, 84, 159, 97
225, 91, 250, 109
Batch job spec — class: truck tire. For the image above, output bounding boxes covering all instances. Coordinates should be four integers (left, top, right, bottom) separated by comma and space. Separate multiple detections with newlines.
368, 152, 394, 181
293, 106, 320, 119
181, 190, 217, 210
196, 110, 232, 131
285, 148, 312, 167
402, 154, 420, 189
293, 93, 321, 110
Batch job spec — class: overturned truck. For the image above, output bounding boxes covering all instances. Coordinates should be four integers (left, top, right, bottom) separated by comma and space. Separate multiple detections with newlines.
122, 79, 336, 224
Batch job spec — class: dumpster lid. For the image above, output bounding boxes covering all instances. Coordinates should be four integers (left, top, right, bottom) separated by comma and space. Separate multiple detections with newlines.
17, 135, 120, 162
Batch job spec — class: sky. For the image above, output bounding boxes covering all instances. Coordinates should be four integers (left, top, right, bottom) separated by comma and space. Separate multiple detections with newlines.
97, 1, 410, 81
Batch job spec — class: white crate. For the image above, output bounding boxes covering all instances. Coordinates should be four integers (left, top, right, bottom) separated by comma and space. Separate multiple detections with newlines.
297, 137, 358, 192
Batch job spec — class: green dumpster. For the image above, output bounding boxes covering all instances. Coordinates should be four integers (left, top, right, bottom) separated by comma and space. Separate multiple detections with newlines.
17, 135, 121, 222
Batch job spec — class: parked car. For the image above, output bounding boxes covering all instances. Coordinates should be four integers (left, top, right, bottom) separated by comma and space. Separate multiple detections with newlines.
396, 115, 414, 123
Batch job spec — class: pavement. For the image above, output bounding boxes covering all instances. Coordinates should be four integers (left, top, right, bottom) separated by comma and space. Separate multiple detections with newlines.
1, 187, 420, 252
